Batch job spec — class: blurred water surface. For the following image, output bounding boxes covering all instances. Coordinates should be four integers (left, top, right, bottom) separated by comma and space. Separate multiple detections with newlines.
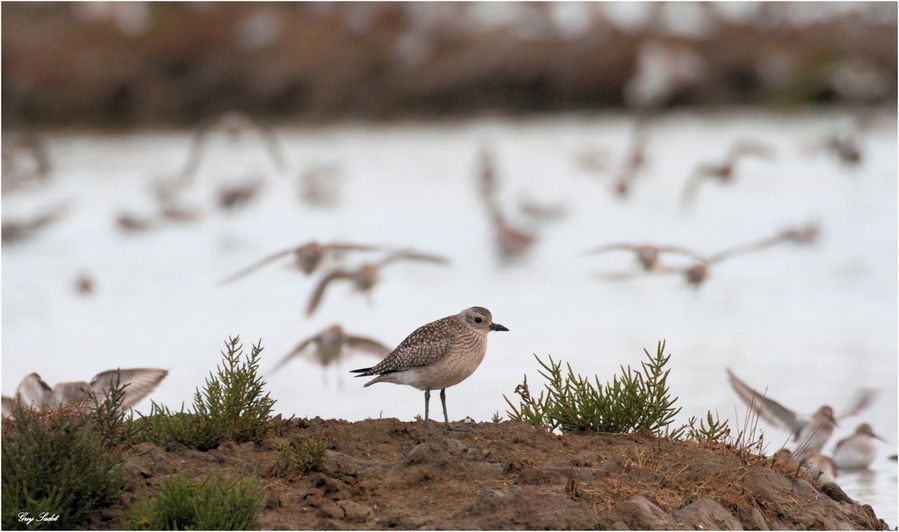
2, 110, 896, 524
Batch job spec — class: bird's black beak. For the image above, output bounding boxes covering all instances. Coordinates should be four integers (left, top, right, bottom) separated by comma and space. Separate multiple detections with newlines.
490, 323, 509, 332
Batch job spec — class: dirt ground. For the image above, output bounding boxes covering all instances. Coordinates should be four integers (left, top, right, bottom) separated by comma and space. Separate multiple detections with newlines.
100, 418, 888, 530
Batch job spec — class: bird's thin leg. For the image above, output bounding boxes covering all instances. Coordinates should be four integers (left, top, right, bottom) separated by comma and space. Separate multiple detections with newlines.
441, 388, 449, 428
424, 389, 431, 432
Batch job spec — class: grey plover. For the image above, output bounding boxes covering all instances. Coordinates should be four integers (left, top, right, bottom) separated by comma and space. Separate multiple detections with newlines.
2, 368, 168, 418
681, 140, 774, 207
305, 250, 449, 316
351, 306, 508, 431
833, 423, 885, 470
270, 324, 391, 375
726, 369, 876, 459
220, 240, 381, 284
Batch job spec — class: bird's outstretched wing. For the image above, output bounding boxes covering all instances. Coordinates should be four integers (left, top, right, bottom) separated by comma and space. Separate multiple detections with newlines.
680, 170, 711, 208
379, 250, 451, 267
582, 243, 636, 256
270, 335, 318, 375
728, 141, 774, 164
727, 369, 803, 436
305, 270, 353, 317
837, 388, 877, 420
344, 334, 392, 357
655, 245, 707, 261
90, 368, 168, 409
15, 372, 52, 409
2, 396, 17, 418
323, 242, 382, 254
219, 249, 296, 285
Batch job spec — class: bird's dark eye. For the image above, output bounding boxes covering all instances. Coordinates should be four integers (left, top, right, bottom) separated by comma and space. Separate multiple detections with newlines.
474, 317, 483, 323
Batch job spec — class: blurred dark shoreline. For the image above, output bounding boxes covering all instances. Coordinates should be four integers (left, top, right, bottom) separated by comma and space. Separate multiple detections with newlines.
3, 2, 896, 130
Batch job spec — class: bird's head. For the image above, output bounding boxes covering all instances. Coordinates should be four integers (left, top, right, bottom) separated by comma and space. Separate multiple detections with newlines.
460, 307, 508, 333
856, 423, 885, 441
817, 405, 837, 426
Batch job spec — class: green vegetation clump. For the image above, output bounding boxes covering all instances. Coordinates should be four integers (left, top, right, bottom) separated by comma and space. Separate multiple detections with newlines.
138, 337, 276, 451
128, 474, 262, 530
2, 403, 126, 530
490, 411, 503, 423
504, 340, 683, 436
686, 411, 731, 443
274, 435, 331, 476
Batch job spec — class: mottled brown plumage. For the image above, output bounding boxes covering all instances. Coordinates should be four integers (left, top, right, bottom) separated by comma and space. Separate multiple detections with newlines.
352, 307, 508, 431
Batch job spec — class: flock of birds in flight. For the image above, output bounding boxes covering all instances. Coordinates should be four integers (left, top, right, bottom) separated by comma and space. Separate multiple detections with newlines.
2, 109, 892, 479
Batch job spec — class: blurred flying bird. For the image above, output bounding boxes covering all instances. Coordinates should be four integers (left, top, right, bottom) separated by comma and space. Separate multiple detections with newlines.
216, 175, 265, 211
220, 241, 382, 284
115, 211, 155, 233
2, 368, 168, 418
681, 141, 775, 207
490, 207, 537, 262
305, 250, 450, 316
611, 120, 649, 198
726, 369, 876, 459
270, 324, 391, 375
2, 203, 70, 244
584, 242, 705, 271
706, 222, 820, 264
299, 165, 342, 207
477, 145, 498, 207
2, 133, 51, 194
833, 423, 885, 470
178, 111, 288, 186
517, 195, 568, 222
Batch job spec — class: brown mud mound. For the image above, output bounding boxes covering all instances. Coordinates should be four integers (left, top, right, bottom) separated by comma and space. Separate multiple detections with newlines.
108, 418, 887, 530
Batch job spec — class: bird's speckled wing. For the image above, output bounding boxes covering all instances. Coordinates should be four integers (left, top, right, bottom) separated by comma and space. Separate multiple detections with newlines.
363, 318, 455, 374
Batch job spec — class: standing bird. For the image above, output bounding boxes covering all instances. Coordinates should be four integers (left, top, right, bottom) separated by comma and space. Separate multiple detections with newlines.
833, 423, 885, 470
219, 241, 381, 284
2, 368, 168, 418
351, 307, 508, 431
681, 141, 774, 207
803, 449, 838, 484
270, 324, 391, 376
305, 250, 450, 316
726, 369, 876, 459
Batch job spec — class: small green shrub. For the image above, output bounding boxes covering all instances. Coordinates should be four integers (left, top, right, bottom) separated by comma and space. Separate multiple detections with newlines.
490, 411, 503, 423
137, 337, 276, 450
92, 372, 139, 447
274, 435, 331, 476
128, 473, 262, 530
686, 411, 731, 443
504, 340, 682, 436
2, 404, 125, 530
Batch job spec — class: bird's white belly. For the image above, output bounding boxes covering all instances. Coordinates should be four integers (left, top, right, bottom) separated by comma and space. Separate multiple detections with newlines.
388, 344, 488, 391
834, 439, 876, 469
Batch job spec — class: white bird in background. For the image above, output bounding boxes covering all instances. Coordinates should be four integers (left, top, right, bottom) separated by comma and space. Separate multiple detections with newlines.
833, 422, 885, 470
726, 369, 877, 459
2, 368, 168, 418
